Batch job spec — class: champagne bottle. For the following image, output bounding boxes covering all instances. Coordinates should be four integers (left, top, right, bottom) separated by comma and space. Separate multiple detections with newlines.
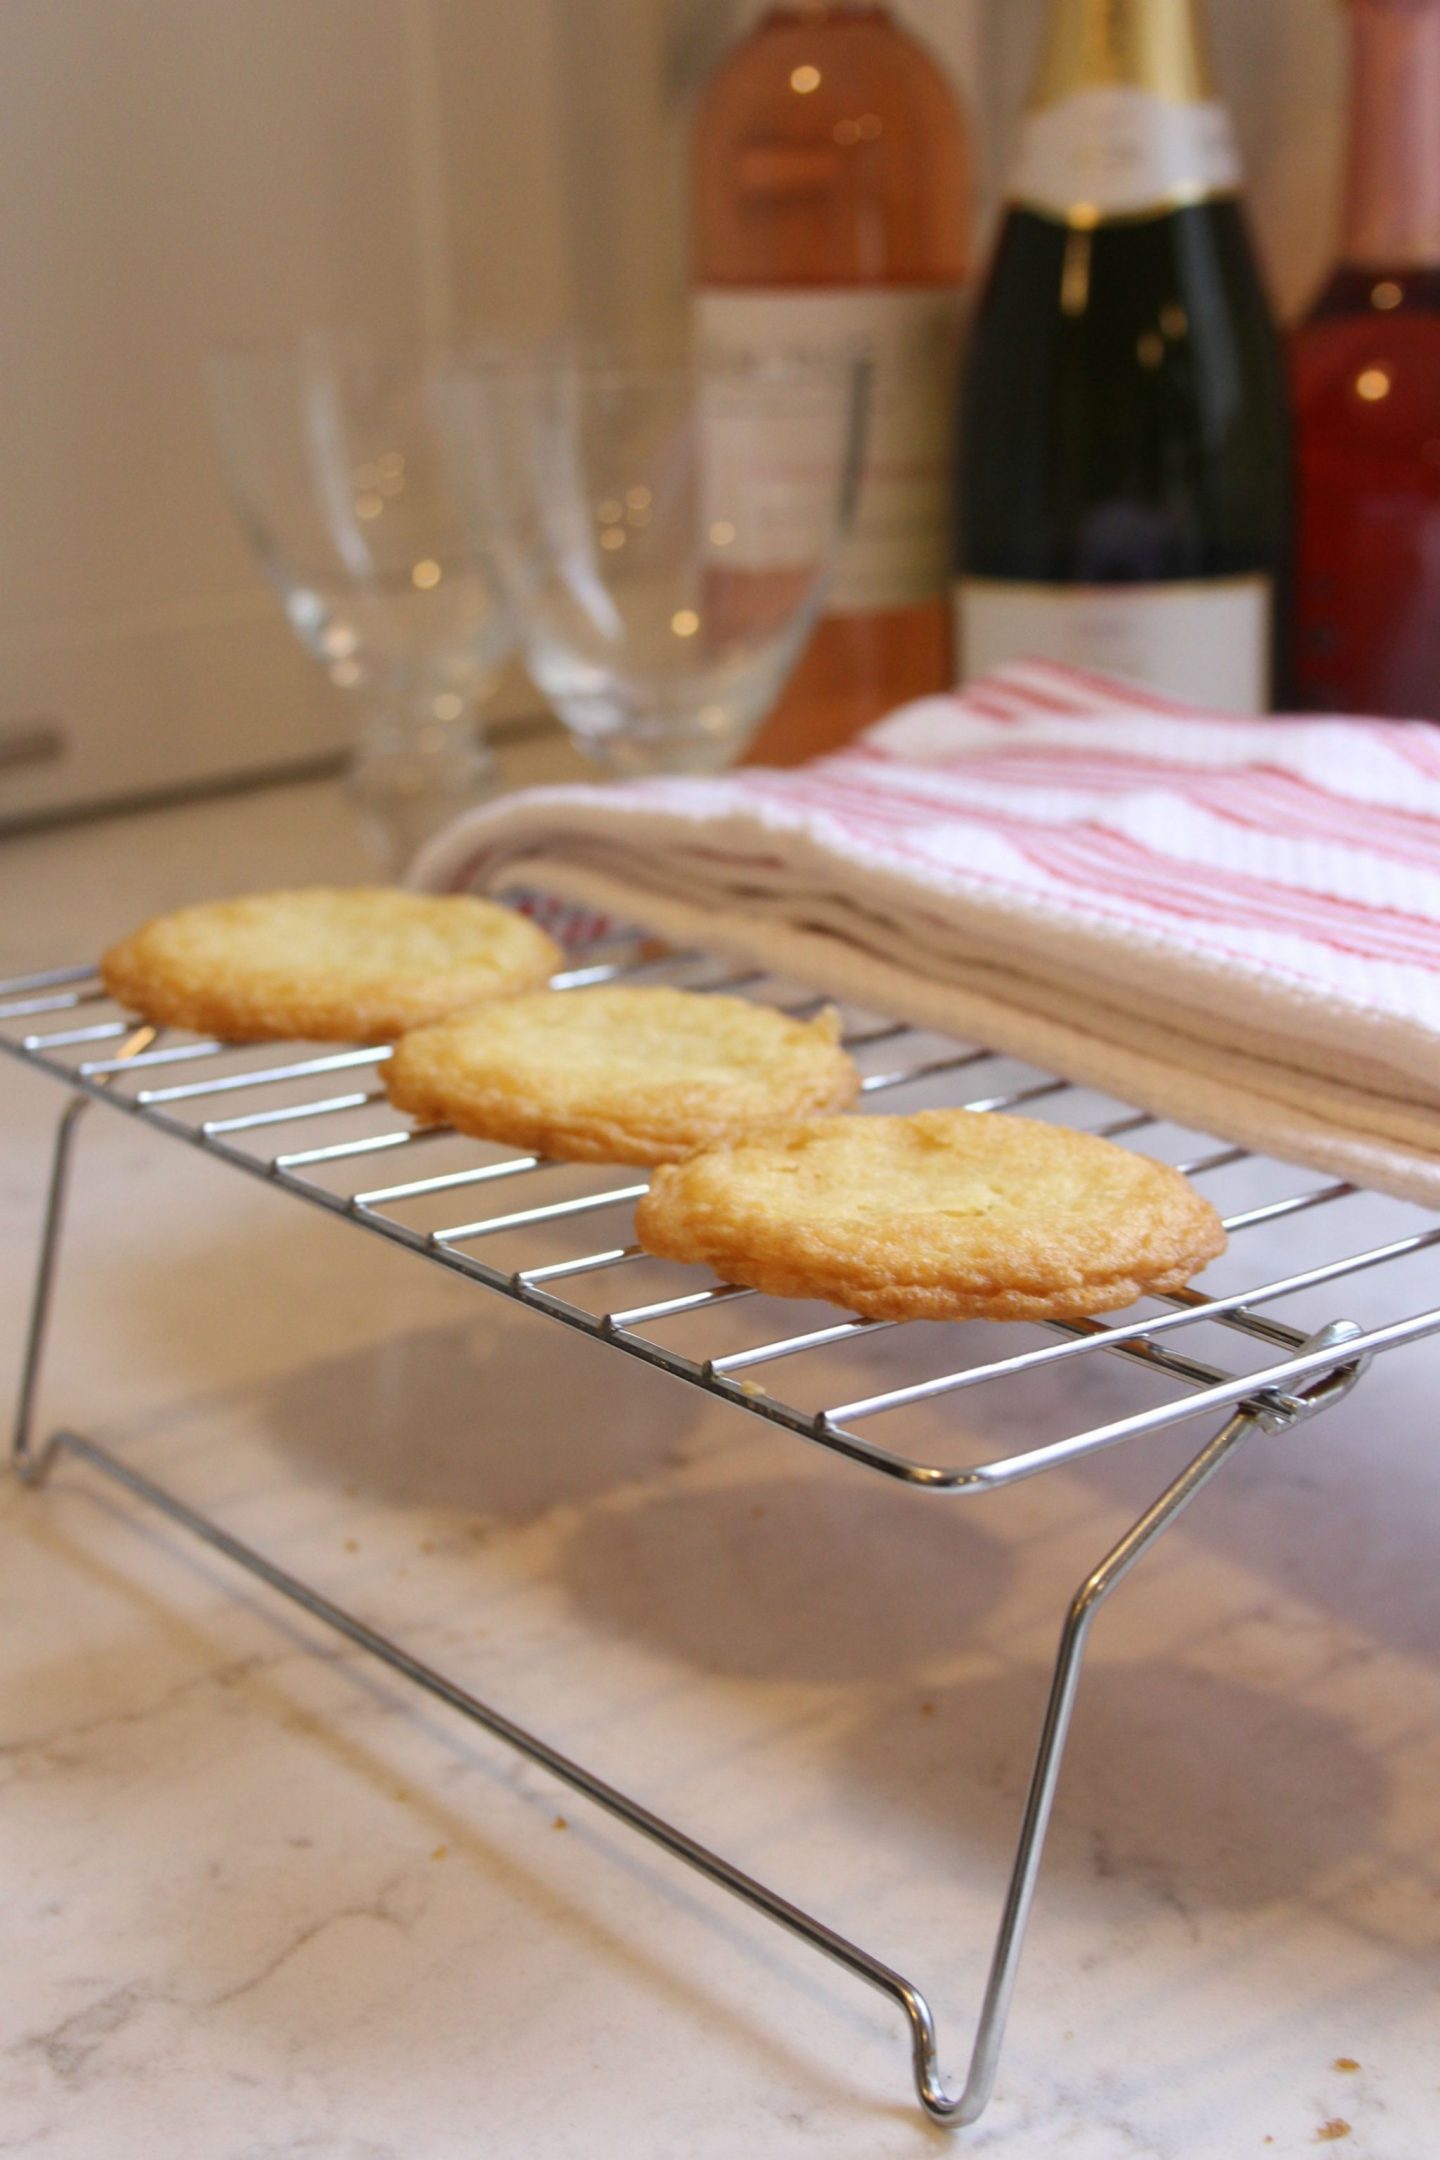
693, 1, 970, 764
1292, 0, 1440, 719
956, 0, 1289, 712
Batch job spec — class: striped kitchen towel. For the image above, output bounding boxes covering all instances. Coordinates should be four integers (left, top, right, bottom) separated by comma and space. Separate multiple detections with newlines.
410, 662, 1440, 1208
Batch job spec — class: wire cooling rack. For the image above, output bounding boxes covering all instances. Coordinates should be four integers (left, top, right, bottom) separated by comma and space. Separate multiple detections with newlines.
5, 921, 1439, 2130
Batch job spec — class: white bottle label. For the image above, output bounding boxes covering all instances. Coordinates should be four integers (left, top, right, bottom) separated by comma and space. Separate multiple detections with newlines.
957, 577, 1273, 714
1012, 87, 1240, 222
694, 286, 966, 614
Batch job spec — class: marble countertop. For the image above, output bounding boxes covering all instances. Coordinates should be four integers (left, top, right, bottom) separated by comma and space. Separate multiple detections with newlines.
0, 760, 1437, 2160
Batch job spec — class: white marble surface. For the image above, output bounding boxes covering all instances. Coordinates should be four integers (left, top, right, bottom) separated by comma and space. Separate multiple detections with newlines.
0, 766, 1437, 2160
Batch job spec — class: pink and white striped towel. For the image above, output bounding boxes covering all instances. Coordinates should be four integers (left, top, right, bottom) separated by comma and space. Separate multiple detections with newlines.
410, 662, 1440, 1208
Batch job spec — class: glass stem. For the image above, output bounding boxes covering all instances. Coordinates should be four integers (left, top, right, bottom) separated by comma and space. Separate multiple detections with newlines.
347, 695, 496, 878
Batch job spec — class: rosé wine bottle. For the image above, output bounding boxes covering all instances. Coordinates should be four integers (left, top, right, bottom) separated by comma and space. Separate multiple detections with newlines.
1292, 0, 1440, 718
692, 1, 970, 766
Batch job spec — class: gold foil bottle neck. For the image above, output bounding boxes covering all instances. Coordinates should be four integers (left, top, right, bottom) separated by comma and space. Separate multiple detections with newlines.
1031, 0, 1216, 109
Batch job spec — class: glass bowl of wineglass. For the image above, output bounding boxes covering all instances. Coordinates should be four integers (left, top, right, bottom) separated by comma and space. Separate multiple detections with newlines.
208, 338, 514, 870
443, 348, 867, 776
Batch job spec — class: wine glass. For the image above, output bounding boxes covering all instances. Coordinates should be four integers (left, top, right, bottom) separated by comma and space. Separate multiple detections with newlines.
444, 350, 867, 775
208, 339, 513, 871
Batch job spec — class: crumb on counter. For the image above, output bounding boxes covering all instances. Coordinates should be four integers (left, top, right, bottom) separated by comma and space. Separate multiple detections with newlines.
553, 1815, 568, 1831
1317, 2121, 1352, 2143
1333, 2058, 1360, 2073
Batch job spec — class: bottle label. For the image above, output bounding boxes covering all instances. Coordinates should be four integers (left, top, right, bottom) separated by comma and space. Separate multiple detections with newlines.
1012, 88, 1240, 223
694, 286, 966, 614
956, 576, 1272, 713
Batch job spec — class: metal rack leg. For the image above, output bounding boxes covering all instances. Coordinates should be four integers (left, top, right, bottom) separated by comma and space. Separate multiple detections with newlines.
12, 1093, 89, 1485
920, 1318, 1366, 2128
917, 1407, 1268, 2122
5, 1117, 1367, 2134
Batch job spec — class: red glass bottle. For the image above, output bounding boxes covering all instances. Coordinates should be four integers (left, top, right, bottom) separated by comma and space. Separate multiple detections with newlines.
692, 1, 970, 765
1292, 0, 1440, 717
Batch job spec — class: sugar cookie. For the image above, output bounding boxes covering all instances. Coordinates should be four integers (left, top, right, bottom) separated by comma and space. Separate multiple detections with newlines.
384, 985, 860, 1164
636, 1110, 1227, 1321
101, 888, 560, 1043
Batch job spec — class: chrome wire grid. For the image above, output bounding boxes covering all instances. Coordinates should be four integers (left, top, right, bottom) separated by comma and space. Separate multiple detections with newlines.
5, 921, 1439, 2131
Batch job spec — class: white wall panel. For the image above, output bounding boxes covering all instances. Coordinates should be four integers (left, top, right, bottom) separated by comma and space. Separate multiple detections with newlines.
0, 0, 575, 820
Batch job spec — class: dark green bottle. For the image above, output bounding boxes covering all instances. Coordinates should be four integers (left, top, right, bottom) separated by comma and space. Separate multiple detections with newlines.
956, 0, 1290, 711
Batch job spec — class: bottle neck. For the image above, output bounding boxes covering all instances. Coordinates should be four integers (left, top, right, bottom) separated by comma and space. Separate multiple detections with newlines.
1031, 0, 1215, 109
1011, 0, 1238, 225
1342, 0, 1440, 268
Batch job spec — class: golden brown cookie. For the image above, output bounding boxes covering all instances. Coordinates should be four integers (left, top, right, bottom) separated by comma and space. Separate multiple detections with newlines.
100, 888, 560, 1044
636, 1110, 1227, 1321
384, 985, 860, 1165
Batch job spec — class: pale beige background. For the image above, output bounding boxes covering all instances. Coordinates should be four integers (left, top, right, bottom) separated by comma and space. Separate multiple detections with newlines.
0, 0, 1346, 822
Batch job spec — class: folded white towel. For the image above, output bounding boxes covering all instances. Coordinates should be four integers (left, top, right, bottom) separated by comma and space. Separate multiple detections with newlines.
411, 661, 1440, 1209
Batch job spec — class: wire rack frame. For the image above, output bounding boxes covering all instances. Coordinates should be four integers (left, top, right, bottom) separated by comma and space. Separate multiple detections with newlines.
4, 929, 1438, 2131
